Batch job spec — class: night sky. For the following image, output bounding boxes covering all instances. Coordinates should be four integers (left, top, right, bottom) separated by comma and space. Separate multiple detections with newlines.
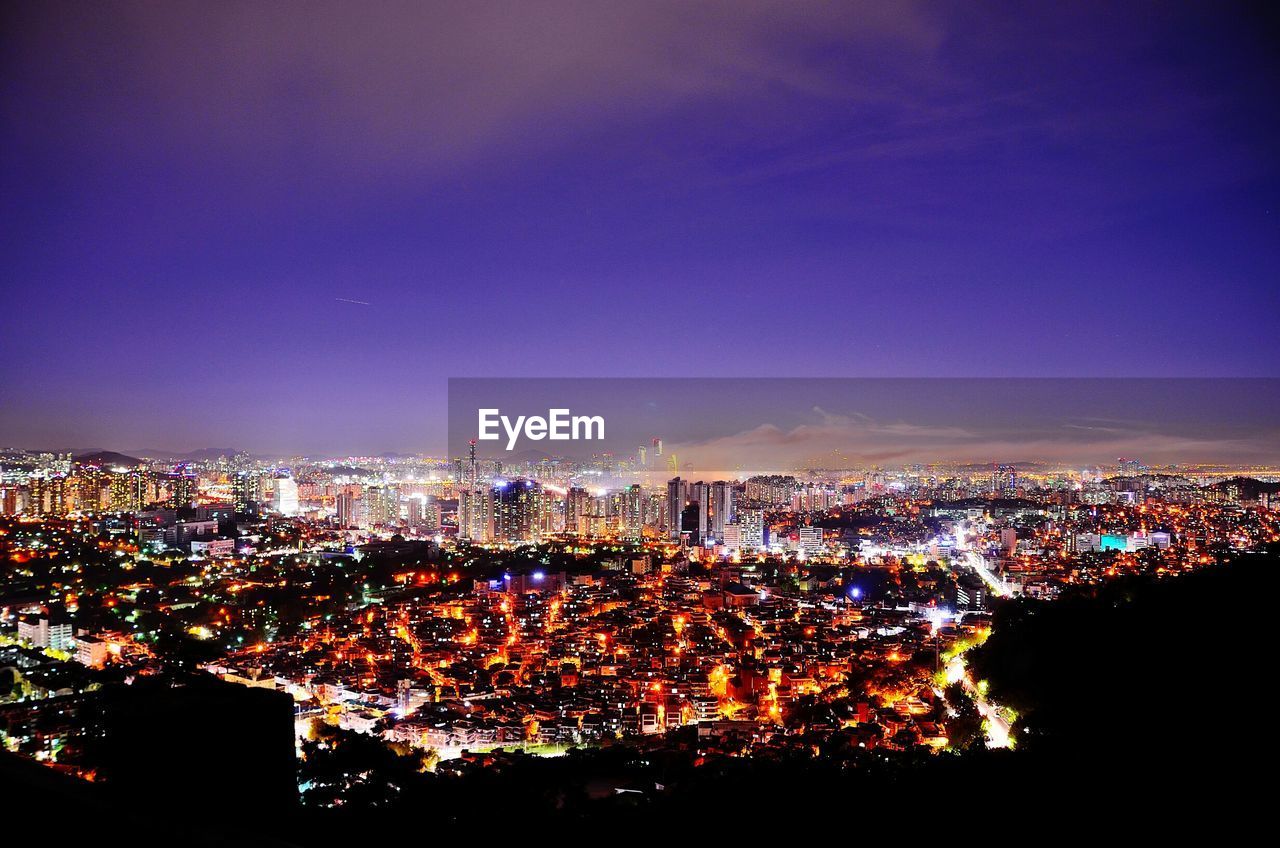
2, 2, 1278, 455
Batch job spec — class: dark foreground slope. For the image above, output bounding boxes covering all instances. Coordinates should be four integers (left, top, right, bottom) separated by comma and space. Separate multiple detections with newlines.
969, 549, 1277, 760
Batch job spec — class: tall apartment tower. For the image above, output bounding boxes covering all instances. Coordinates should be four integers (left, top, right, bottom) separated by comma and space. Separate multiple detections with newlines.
623, 484, 643, 540
689, 481, 710, 544
336, 490, 362, 528
566, 486, 590, 534
666, 477, 687, 540
709, 480, 734, 542
458, 441, 494, 542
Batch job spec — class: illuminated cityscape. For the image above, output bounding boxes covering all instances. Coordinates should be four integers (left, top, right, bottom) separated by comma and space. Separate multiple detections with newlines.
2, 442, 1279, 834
2, 1, 1276, 842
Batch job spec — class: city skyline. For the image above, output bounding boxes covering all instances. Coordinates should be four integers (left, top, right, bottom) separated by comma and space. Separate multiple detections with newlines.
2, 377, 1276, 466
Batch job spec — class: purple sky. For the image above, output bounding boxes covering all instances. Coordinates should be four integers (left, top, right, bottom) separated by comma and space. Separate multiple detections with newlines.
2, 2, 1278, 455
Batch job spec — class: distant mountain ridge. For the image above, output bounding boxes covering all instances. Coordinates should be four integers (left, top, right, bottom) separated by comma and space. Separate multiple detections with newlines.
127, 447, 246, 461
73, 450, 143, 467
1208, 476, 1280, 500
496, 449, 555, 464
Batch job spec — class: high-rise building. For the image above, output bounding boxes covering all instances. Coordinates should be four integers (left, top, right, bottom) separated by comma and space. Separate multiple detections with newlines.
736, 508, 765, 551
458, 486, 493, 542
73, 469, 104, 512
566, 486, 590, 534
1001, 527, 1018, 556
169, 473, 198, 508
405, 494, 439, 534
493, 479, 539, 542
689, 481, 710, 544
108, 471, 149, 512
110, 470, 135, 512
744, 475, 796, 507
709, 480, 734, 542
231, 472, 261, 513
991, 464, 1017, 496
26, 475, 46, 516
623, 484, 643, 540
364, 485, 399, 527
270, 476, 299, 516
405, 493, 423, 530
645, 491, 665, 530
798, 525, 823, 555
666, 477, 687, 540
336, 490, 362, 528
532, 486, 561, 537
791, 485, 837, 513
1118, 457, 1143, 476
458, 441, 494, 542
26, 474, 66, 517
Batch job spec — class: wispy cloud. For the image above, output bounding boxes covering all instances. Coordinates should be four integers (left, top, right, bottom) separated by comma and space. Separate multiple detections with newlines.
3, 1, 943, 179
667, 408, 1279, 472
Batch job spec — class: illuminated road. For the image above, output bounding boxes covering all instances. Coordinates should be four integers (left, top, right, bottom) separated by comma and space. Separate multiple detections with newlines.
964, 550, 1010, 598
953, 521, 1010, 598
969, 680, 1011, 748
946, 656, 1012, 749
946, 522, 1012, 745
